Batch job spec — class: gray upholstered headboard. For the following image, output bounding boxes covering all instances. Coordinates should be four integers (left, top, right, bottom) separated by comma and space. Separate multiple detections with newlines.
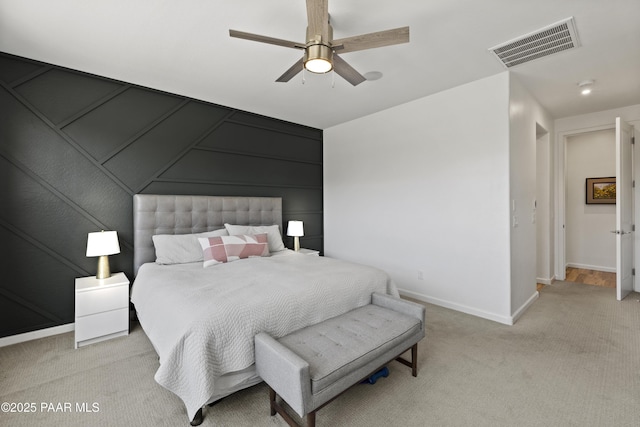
133, 194, 283, 275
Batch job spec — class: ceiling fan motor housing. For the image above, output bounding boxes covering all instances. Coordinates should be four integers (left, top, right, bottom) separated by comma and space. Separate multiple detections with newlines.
303, 25, 334, 73
304, 44, 333, 73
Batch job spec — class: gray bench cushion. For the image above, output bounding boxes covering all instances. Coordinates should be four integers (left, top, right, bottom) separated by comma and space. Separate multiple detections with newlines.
278, 304, 421, 394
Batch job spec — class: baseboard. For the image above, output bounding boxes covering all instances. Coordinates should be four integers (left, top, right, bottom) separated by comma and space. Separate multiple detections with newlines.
566, 263, 616, 273
536, 275, 555, 285
399, 289, 515, 326
0, 323, 74, 348
511, 291, 539, 324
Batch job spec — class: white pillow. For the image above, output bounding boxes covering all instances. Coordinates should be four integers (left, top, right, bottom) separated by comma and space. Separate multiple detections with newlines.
153, 229, 228, 264
224, 223, 285, 252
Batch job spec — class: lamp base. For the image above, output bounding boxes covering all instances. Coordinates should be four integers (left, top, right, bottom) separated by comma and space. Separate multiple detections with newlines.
294, 236, 300, 252
96, 255, 111, 279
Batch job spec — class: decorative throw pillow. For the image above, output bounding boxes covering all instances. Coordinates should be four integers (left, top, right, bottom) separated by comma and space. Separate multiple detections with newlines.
224, 223, 286, 252
199, 233, 269, 267
153, 229, 229, 264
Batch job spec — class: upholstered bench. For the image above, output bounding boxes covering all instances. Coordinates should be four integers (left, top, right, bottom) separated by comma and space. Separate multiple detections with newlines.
255, 292, 425, 427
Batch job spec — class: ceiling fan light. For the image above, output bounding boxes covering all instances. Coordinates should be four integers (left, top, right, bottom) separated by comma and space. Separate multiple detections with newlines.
304, 44, 333, 73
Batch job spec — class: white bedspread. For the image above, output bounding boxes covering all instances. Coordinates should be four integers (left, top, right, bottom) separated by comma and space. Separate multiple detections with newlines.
130, 250, 398, 420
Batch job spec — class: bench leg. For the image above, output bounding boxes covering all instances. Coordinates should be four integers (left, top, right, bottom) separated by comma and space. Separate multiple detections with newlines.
307, 411, 316, 427
411, 343, 418, 377
269, 386, 277, 416
395, 343, 419, 377
268, 386, 305, 427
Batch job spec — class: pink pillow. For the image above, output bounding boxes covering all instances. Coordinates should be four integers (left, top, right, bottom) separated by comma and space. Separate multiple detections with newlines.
198, 234, 269, 267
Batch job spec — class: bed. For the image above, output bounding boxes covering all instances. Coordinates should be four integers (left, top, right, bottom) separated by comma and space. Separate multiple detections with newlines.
129, 194, 399, 424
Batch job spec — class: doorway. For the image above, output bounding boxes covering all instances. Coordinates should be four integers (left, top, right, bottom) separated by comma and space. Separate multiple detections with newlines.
565, 129, 616, 277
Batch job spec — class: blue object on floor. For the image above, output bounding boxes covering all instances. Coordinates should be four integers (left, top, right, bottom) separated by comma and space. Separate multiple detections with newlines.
363, 366, 389, 384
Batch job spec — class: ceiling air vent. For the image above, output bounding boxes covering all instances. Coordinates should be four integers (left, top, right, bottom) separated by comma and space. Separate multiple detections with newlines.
489, 17, 580, 68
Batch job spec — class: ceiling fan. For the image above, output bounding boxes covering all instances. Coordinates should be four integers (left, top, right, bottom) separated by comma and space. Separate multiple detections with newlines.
229, 0, 410, 86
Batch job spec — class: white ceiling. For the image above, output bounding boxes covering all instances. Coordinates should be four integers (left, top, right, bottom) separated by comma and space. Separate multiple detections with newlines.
1, 0, 639, 129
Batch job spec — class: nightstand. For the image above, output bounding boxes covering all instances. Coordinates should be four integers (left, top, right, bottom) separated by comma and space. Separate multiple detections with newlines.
75, 272, 130, 349
298, 248, 320, 256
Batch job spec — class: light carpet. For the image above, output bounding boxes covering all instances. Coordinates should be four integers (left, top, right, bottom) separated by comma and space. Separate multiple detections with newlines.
1, 281, 639, 427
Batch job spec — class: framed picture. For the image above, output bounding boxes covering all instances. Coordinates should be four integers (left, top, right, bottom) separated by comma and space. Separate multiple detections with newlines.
586, 177, 616, 204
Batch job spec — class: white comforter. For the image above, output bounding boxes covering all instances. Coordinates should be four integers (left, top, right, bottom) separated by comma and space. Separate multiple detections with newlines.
130, 250, 398, 420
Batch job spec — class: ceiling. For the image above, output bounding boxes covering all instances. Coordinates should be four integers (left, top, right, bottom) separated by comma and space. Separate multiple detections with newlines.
0, 0, 639, 129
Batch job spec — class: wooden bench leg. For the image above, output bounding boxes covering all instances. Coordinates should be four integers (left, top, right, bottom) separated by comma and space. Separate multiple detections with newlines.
411, 343, 418, 377
269, 386, 277, 416
395, 343, 419, 377
307, 411, 316, 427
268, 386, 304, 427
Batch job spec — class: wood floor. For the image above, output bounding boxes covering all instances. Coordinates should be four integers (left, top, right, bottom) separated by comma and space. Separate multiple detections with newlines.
537, 267, 616, 291
565, 267, 616, 288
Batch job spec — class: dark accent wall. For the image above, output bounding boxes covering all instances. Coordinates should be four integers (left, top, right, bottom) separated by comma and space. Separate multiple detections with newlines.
0, 52, 323, 338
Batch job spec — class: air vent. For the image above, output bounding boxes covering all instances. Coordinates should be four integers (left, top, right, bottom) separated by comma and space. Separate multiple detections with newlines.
489, 17, 580, 68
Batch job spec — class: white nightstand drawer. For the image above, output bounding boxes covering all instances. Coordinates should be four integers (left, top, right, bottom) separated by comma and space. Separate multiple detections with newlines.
76, 285, 128, 317
75, 308, 129, 342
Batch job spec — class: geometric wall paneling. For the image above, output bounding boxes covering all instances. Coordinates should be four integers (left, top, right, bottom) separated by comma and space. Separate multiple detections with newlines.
228, 111, 321, 140
287, 212, 323, 238
281, 189, 323, 252
14, 68, 124, 126
0, 51, 323, 338
62, 87, 185, 161
279, 187, 324, 213
160, 150, 323, 189
0, 89, 133, 241
0, 157, 112, 278
0, 293, 58, 338
0, 54, 48, 86
141, 183, 324, 211
0, 226, 80, 336
201, 121, 322, 163
103, 100, 231, 192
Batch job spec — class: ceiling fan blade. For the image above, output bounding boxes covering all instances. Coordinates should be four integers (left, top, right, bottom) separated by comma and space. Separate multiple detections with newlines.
306, 0, 330, 41
276, 58, 304, 82
229, 29, 304, 50
332, 54, 366, 86
332, 26, 410, 53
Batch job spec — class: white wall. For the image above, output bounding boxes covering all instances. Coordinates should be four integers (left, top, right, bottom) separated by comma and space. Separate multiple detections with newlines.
566, 129, 616, 271
554, 103, 640, 289
324, 72, 514, 324
508, 76, 554, 319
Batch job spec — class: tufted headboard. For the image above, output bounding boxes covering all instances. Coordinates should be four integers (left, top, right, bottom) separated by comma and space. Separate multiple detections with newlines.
133, 194, 282, 275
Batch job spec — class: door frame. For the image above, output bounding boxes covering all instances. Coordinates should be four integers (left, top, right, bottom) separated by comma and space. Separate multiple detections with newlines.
555, 123, 616, 281
616, 117, 634, 300
536, 124, 554, 285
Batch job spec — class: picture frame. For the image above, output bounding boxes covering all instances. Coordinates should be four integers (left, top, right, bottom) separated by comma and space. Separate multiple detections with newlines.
586, 177, 616, 204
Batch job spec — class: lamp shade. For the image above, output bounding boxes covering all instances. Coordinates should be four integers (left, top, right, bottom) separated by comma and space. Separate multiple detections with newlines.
86, 231, 120, 257
287, 221, 304, 237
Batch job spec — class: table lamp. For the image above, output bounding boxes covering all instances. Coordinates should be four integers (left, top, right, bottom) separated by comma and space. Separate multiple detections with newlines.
287, 221, 304, 252
86, 230, 120, 279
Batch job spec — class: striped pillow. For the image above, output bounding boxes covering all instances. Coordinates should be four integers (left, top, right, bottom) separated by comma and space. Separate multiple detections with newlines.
198, 234, 269, 267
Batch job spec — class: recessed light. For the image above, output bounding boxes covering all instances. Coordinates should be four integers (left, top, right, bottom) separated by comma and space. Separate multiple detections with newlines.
578, 79, 595, 95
